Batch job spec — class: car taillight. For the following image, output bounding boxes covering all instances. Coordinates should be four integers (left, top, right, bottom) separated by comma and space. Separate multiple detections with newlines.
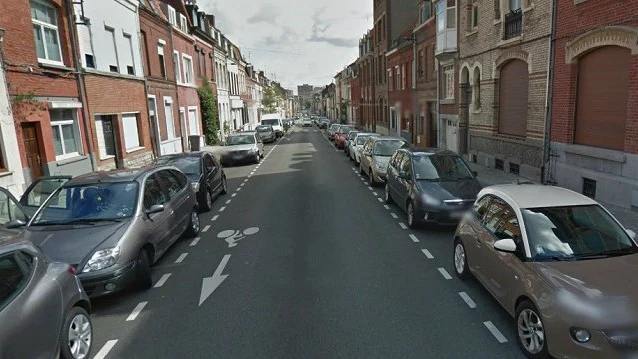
67, 265, 77, 275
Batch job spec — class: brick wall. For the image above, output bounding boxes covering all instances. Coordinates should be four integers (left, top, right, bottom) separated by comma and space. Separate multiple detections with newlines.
140, 8, 176, 83
373, 0, 389, 133
388, 45, 414, 131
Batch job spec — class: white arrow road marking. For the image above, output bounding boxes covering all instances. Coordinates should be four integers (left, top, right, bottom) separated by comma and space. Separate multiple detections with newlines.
437, 268, 452, 280
484, 321, 508, 343
175, 253, 188, 264
399, 223, 408, 230
189, 237, 200, 247
199, 254, 231, 306
409, 234, 419, 242
421, 248, 434, 259
154, 273, 171, 288
459, 292, 476, 308
94, 340, 118, 359
126, 302, 148, 321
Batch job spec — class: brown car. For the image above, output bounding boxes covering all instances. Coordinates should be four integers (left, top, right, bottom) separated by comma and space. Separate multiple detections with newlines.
453, 184, 638, 359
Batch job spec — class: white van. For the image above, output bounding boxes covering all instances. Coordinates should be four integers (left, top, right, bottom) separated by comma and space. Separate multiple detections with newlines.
261, 114, 284, 138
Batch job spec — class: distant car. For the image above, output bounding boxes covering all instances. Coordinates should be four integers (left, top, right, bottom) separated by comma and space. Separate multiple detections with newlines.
334, 126, 355, 149
328, 124, 341, 140
359, 137, 409, 185
344, 130, 360, 156
0, 236, 93, 359
385, 148, 482, 228
255, 125, 276, 143
221, 132, 265, 165
155, 151, 228, 212
318, 119, 330, 129
350, 132, 375, 164
453, 184, 638, 358
302, 119, 313, 127
13, 165, 201, 297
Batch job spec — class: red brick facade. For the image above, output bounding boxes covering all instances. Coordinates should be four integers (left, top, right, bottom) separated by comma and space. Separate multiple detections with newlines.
387, 42, 414, 135
350, 73, 361, 127
414, 0, 437, 147
373, 0, 389, 134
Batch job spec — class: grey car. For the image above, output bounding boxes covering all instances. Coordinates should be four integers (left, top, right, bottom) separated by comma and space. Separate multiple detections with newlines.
220, 132, 265, 165
256, 125, 276, 143
11, 166, 200, 297
0, 235, 92, 359
359, 136, 409, 186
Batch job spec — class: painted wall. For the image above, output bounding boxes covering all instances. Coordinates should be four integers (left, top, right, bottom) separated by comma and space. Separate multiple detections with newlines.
0, 54, 26, 196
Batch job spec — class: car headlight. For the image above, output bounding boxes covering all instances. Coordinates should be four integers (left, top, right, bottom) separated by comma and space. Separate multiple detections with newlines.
83, 246, 120, 273
191, 182, 200, 192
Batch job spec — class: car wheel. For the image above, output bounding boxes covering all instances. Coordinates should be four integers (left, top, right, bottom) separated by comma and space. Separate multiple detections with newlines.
185, 208, 200, 238
254, 154, 260, 164
220, 176, 228, 195
407, 201, 418, 228
136, 249, 152, 290
384, 183, 393, 204
60, 306, 92, 359
202, 190, 213, 212
453, 238, 470, 280
516, 301, 549, 359
260, 151, 264, 159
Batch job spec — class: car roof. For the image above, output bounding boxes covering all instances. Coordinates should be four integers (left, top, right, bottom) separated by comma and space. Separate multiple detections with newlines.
229, 131, 256, 136
405, 147, 458, 156
67, 165, 169, 185
480, 184, 598, 209
373, 136, 407, 142
157, 151, 207, 159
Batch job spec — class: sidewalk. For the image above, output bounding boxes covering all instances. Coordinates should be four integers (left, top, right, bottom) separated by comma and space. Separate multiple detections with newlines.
467, 162, 638, 231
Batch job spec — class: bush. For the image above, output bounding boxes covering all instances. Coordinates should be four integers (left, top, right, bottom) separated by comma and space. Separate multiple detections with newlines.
197, 82, 220, 145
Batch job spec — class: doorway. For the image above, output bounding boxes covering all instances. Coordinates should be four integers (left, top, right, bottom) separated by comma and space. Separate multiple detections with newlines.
95, 115, 122, 167
446, 118, 459, 153
22, 123, 43, 180
147, 96, 161, 156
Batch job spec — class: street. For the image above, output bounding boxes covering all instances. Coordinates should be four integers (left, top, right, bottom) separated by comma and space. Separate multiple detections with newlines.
88, 126, 524, 359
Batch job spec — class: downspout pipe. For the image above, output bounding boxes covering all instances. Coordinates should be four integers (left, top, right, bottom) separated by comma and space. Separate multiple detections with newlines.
66, 0, 96, 172
541, 0, 557, 185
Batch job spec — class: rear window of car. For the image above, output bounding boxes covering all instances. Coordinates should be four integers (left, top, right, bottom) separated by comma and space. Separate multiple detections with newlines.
0, 253, 29, 310
262, 119, 279, 126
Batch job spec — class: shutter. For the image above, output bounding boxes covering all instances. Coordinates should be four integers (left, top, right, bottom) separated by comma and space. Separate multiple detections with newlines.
498, 60, 528, 136
574, 46, 630, 151
122, 114, 140, 150
76, 24, 93, 55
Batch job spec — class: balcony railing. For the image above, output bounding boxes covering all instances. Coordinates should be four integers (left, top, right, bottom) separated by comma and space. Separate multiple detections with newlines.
504, 9, 522, 40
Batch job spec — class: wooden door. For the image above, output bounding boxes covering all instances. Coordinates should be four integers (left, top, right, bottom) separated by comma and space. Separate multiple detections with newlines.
22, 123, 43, 180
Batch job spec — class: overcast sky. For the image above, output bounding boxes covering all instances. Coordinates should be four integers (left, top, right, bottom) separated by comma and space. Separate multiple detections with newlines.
199, 0, 373, 93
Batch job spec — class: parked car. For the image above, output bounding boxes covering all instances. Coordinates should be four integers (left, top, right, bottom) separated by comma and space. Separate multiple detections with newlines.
344, 130, 360, 156
155, 151, 227, 212
334, 126, 355, 149
349, 132, 375, 164
302, 119, 313, 127
385, 148, 481, 228
318, 119, 330, 129
453, 184, 638, 359
18, 176, 71, 218
359, 137, 409, 185
220, 132, 264, 165
255, 125, 276, 143
261, 114, 284, 137
0, 236, 93, 359
12, 166, 201, 297
328, 124, 341, 140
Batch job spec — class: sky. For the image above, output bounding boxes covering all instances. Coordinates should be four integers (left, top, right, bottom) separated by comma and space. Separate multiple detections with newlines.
198, 0, 373, 93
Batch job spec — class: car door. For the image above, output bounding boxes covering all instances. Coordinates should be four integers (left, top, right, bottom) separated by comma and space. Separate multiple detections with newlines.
463, 195, 493, 275
361, 139, 373, 174
396, 153, 413, 207
142, 173, 172, 254
202, 153, 220, 192
387, 151, 402, 201
19, 176, 71, 218
156, 169, 191, 242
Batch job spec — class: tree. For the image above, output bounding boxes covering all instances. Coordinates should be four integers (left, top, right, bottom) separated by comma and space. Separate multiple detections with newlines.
197, 82, 220, 145
262, 86, 278, 114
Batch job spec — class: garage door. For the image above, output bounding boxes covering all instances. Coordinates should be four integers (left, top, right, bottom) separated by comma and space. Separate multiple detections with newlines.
498, 60, 528, 136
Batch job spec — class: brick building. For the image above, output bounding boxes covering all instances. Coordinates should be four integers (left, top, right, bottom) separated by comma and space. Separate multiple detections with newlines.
3, 0, 94, 183
139, 0, 181, 157
372, 0, 389, 134
457, 0, 551, 181
357, 31, 374, 131
549, 0, 638, 208
413, 0, 438, 147
386, 25, 414, 140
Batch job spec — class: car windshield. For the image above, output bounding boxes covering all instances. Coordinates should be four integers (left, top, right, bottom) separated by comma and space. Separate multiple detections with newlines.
155, 156, 200, 176
262, 119, 279, 126
356, 135, 372, 145
339, 127, 354, 134
347, 132, 359, 140
330, 125, 340, 131
226, 135, 255, 145
522, 205, 638, 261
413, 155, 474, 181
32, 182, 139, 225
373, 140, 406, 156
256, 126, 272, 132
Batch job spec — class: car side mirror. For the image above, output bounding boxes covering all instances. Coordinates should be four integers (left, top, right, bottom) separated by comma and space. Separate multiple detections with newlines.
146, 204, 165, 215
472, 171, 478, 177
6, 219, 27, 229
494, 238, 517, 253
627, 229, 636, 240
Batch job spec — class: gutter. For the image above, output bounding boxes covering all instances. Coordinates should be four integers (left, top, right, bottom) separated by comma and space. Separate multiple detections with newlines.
541, 0, 557, 185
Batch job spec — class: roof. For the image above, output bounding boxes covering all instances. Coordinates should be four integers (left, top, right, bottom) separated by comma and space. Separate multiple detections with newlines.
68, 166, 161, 185
480, 184, 598, 209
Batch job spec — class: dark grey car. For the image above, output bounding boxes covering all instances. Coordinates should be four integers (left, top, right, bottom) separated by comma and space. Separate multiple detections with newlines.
11, 166, 200, 297
0, 236, 92, 359
384, 148, 482, 228
255, 125, 276, 143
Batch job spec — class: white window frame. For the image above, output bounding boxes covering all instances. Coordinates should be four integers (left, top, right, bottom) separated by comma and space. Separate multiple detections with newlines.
443, 65, 455, 99
187, 106, 200, 136
31, 0, 63, 65
173, 50, 182, 83
123, 32, 135, 76
157, 44, 166, 78
179, 14, 188, 32
121, 112, 142, 152
105, 26, 119, 73
50, 109, 82, 161
163, 97, 176, 140
182, 54, 194, 85
401, 64, 406, 89
168, 6, 177, 26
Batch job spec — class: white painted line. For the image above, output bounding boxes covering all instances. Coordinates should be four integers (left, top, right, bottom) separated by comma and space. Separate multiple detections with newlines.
219, 206, 226, 212
399, 222, 408, 230
126, 301, 148, 321
459, 292, 477, 309
373, 192, 379, 197
189, 237, 200, 246
237, 187, 242, 191
367, 186, 373, 190
421, 248, 434, 259
175, 253, 188, 264
94, 340, 118, 359
202, 225, 211, 232
437, 267, 453, 280
154, 273, 172, 288
360, 178, 365, 182
390, 213, 398, 219
377, 198, 383, 203
243, 179, 248, 183
351, 167, 356, 170
225, 199, 232, 204
211, 215, 219, 221
384, 205, 390, 210
484, 321, 508, 343
409, 234, 419, 242
240, 183, 245, 187
231, 193, 237, 197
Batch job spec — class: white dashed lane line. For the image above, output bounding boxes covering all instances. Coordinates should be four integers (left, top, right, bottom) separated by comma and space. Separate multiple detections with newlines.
218, 206, 226, 212
225, 199, 232, 204
154, 273, 172, 288
390, 212, 399, 219
409, 234, 419, 242
367, 186, 373, 190
211, 215, 219, 221
372, 192, 379, 197
189, 237, 200, 247
399, 222, 408, 230
437, 267, 453, 280
459, 292, 476, 309
175, 253, 188, 264
237, 187, 242, 192
126, 301, 148, 321
231, 193, 237, 198
421, 248, 434, 259
202, 225, 211, 232
383, 205, 390, 210
483, 321, 508, 343
377, 198, 384, 203
94, 340, 118, 359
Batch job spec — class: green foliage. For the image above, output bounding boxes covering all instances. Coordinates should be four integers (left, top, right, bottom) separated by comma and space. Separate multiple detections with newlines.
262, 86, 278, 114
197, 82, 220, 145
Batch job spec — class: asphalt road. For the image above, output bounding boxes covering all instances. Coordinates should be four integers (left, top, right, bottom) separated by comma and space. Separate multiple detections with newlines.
89, 126, 525, 359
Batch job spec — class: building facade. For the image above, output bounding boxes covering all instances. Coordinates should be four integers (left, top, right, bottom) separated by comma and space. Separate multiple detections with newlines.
357, 32, 374, 132
373, 0, 389, 134
386, 26, 414, 140
413, 0, 438, 147
549, 0, 638, 208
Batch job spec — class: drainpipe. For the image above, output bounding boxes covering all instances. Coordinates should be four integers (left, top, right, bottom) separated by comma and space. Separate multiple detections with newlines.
65, 0, 96, 172
412, 34, 417, 145
541, 0, 557, 184
435, 58, 440, 148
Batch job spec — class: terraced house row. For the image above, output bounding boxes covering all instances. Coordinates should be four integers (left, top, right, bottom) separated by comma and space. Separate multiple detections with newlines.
0, 0, 269, 197
327, 0, 638, 210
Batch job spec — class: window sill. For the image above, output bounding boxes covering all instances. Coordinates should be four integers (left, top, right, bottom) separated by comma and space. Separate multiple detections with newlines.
84, 68, 143, 81
465, 28, 479, 37
99, 155, 115, 160
0, 171, 14, 179
126, 146, 146, 154
56, 155, 88, 166
440, 99, 455, 105
523, 3, 535, 12
39, 61, 73, 71
497, 35, 523, 48
471, 107, 482, 114
493, 19, 502, 26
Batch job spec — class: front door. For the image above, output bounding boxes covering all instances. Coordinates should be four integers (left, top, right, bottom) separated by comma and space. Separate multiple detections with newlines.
446, 119, 459, 153
148, 97, 161, 156
22, 123, 43, 181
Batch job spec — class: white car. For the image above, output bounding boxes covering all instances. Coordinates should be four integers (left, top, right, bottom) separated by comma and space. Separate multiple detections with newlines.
350, 132, 375, 164
261, 114, 284, 137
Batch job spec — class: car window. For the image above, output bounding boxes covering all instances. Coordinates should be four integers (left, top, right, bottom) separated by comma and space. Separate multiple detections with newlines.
400, 153, 412, 174
157, 170, 184, 198
373, 140, 406, 156
389, 151, 402, 170
144, 174, 169, 209
473, 195, 492, 222
170, 170, 188, 188
203, 154, 215, 173
483, 197, 522, 242
0, 190, 27, 225
0, 253, 29, 310
25, 178, 69, 207
156, 156, 201, 176
225, 135, 255, 145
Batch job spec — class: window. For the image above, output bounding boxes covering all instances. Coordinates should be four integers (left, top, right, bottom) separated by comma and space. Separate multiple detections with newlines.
420, 1, 432, 24
388, 69, 393, 90
483, 197, 522, 242
182, 55, 194, 84
437, 1, 446, 32
173, 51, 182, 83
583, 178, 597, 198
447, 7, 456, 29
95, 115, 116, 159
122, 114, 141, 151
179, 14, 187, 32
158, 45, 166, 78
0, 253, 29, 309
105, 27, 119, 72
0, 190, 27, 225
123, 33, 135, 75
164, 98, 175, 139
418, 50, 424, 77
443, 65, 454, 99
401, 64, 406, 89
143, 174, 168, 209
157, 170, 184, 198
471, 5, 479, 28
30, 0, 62, 63
473, 195, 492, 222
50, 109, 80, 160
167, 6, 177, 26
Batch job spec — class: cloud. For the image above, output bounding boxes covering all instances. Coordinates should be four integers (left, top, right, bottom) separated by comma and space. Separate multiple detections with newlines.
307, 9, 358, 48
246, 5, 280, 26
